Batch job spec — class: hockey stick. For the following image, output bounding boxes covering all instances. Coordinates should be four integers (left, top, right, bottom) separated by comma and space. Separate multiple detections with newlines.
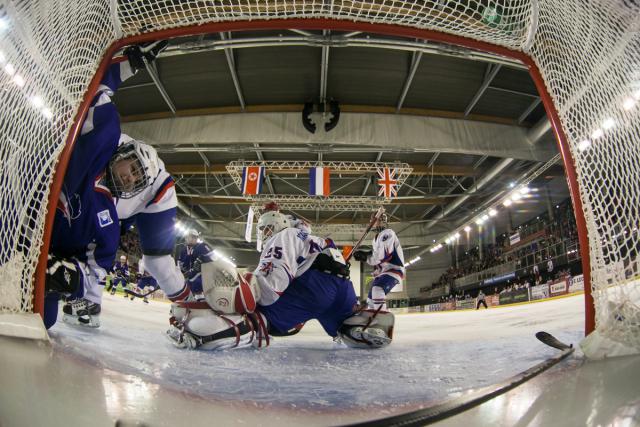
124, 286, 160, 299
345, 206, 386, 262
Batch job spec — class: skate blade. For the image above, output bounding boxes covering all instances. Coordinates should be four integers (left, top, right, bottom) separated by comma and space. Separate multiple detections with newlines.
165, 328, 190, 349
63, 314, 100, 328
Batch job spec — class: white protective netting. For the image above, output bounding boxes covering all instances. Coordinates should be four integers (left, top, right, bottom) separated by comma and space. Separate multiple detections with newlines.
1, 0, 639, 352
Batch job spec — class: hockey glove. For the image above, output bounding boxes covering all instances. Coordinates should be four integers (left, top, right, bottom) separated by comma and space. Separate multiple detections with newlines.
192, 258, 202, 273
124, 40, 169, 72
353, 250, 372, 262
45, 254, 81, 295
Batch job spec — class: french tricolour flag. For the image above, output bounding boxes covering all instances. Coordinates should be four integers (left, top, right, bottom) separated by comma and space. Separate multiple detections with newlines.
309, 167, 330, 196
241, 166, 265, 195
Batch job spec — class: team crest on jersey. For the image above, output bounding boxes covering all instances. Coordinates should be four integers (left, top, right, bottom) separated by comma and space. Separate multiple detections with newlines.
259, 261, 274, 276
296, 231, 308, 241
97, 209, 113, 227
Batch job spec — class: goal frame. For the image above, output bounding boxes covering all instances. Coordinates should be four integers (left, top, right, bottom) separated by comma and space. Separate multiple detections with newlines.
33, 18, 594, 334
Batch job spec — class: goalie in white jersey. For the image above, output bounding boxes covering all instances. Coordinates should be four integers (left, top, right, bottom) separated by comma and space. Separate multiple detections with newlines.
167, 210, 395, 350
353, 213, 405, 310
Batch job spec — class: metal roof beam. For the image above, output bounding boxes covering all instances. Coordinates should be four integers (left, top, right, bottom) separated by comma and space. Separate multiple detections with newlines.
396, 50, 423, 112
518, 98, 542, 124
220, 32, 246, 110
464, 64, 501, 117
145, 61, 176, 114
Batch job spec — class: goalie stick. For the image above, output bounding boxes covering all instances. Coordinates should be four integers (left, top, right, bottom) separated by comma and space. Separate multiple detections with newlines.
345, 206, 386, 262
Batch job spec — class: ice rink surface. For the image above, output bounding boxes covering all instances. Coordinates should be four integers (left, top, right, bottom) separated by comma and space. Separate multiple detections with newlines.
48, 293, 585, 413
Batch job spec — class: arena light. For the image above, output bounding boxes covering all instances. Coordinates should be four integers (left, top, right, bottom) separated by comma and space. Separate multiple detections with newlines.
591, 128, 604, 139
12, 74, 25, 87
481, 214, 489, 221
578, 139, 591, 151
602, 118, 615, 130
41, 108, 53, 120
454, 232, 460, 239
503, 199, 513, 207
213, 249, 237, 268
4, 63, 15, 76
0, 17, 8, 31
445, 237, 451, 244
475, 218, 484, 225
633, 88, 640, 101
488, 208, 497, 217
518, 187, 530, 195
30, 96, 44, 108
511, 192, 522, 201
464, 225, 471, 232
623, 97, 636, 111
0, 50, 5, 64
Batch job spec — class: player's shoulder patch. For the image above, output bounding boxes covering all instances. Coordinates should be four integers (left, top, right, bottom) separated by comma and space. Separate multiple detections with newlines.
97, 209, 114, 227
296, 229, 309, 241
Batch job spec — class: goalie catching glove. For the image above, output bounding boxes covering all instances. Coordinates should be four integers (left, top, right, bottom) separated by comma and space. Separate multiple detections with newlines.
337, 309, 394, 349
201, 258, 261, 314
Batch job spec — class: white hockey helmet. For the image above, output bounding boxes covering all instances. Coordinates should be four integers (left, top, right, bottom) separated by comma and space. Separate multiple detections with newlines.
185, 229, 200, 245
120, 255, 126, 262
107, 140, 160, 199
257, 211, 290, 241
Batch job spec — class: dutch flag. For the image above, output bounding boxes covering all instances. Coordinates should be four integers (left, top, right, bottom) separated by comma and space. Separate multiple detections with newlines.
309, 167, 330, 196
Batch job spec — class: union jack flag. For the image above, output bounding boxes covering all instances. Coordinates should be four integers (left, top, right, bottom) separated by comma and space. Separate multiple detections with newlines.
377, 167, 399, 198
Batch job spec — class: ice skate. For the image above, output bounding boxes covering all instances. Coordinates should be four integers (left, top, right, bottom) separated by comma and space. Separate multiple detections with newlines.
62, 299, 101, 328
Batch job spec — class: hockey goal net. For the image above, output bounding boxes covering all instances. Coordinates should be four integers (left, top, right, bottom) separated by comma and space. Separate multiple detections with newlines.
0, 1, 638, 354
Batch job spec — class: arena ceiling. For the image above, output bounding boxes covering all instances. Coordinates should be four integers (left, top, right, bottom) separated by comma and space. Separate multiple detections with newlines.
112, 28, 570, 251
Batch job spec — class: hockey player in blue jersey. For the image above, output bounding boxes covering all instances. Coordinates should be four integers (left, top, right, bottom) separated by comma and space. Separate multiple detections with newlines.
43, 41, 191, 329
178, 229, 214, 300
166, 210, 395, 350
353, 213, 405, 311
133, 271, 159, 304
109, 255, 130, 296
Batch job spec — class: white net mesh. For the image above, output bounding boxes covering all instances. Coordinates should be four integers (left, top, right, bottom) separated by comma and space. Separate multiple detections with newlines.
1, 0, 639, 352
0, 1, 119, 312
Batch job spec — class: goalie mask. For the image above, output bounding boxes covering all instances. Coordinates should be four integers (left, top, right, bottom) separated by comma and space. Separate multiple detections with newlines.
257, 211, 290, 242
107, 140, 160, 199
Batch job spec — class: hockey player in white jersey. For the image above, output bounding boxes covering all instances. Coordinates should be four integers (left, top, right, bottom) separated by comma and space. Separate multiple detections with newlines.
353, 213, 405, 310
167, 210, 395, 350
43, 41, 190, 329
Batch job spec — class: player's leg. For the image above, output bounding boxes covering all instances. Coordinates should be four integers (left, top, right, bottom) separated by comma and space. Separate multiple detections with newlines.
136, 209, 191, 301
366, 275, 399, 310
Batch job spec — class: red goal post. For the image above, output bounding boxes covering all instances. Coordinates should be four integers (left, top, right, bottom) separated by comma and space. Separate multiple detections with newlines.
2, 1, 638, 354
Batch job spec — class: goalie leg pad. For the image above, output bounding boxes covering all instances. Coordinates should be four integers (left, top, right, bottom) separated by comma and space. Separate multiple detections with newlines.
338, 309, 395, 349
167, 304, 255, 350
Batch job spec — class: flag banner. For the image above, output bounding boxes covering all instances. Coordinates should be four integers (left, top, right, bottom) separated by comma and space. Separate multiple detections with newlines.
245, 206, 255, 242
309, 167, 330, 196
241, 166, 264, 195
377, 167, 399, 198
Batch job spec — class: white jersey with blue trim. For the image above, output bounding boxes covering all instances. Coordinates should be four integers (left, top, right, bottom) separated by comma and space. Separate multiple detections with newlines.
254, 227, 328, 306
113, 134, 177, 220
366, 228, 405, 281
